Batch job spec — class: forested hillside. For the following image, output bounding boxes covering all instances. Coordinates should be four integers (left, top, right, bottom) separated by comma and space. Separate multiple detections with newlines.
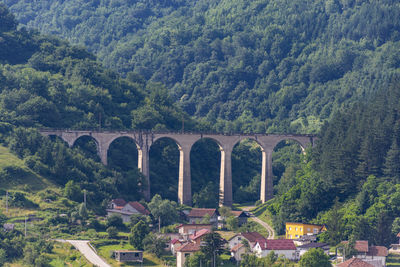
3, 0, 400, 133
269, 80, 400, 246
0, 3, 203, 206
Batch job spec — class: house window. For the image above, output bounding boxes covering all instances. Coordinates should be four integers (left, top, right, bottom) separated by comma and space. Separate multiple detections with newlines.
289, 227, 292, 230
238, 237, 241, 241
300, 228, 302, 232
290, 235, 292, 238
313, 228, 318, 234
307, 228, 310, 231
295, 227, 297, 231
295, 235, 299, 238
135, 253, 139, 257
185, 253, 190, 258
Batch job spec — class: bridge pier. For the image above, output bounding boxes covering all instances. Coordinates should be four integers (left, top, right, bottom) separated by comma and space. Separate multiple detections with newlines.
178, 146, 192, 206
260, 149, 273, 203
219, 147, 233, 207
138, 145, 150, 201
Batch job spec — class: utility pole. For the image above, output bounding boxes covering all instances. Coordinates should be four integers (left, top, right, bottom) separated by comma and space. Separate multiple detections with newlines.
24, 216, 27, 237
83, 189, 87, 207
5, 190, 8, 213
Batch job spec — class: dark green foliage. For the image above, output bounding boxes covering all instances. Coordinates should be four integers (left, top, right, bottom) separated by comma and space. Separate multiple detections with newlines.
143, 232, 168, 258
299, 248, 331, 267
4, 0, 400, 133
106, 214, 125, 230
129, 221, 149, 250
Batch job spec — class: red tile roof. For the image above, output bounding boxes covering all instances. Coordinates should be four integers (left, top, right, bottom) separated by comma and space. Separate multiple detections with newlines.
337, 257, 374, 267
354, 241, 369, 253
367, 246, 388, 257
127, 201, 150, 215
176, 242, 201, 252
189, 229, 210, 240
342, 240, 369, 253
266, 239, 296, 250
188, 208, 217, 218
241, 232, 267, 243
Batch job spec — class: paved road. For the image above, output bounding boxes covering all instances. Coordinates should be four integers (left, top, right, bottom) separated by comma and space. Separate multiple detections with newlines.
242, 206, 275, 239
65, 240, 111, 267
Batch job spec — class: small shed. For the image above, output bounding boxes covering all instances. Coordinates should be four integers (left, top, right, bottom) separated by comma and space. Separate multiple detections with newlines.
114, 250, 143, 262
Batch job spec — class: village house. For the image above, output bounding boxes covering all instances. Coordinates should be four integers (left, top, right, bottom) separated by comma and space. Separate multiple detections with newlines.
228, 232, 267, 250
171, 239, 184, 255
231, 243, 246, 262
253, 239, 298, 260
176, 223, 213, 235
297, 242, 330, 257
341, 240, 388, 267
113, 250, 143, 263
187, 208, 219, 226
285, 222, 327, 239
189, 228, 211, 244
176, 242, 201, 267
106, 199, 150, 223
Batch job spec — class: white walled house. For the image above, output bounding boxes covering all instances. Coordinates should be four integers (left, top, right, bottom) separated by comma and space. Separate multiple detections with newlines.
106, 200, 150, 223
253, 239, 297, 260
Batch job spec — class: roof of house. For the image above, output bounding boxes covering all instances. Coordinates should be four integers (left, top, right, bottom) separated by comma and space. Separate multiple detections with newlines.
231, 243, 244, 253
176, 242, 201, 252
266, 239, 296, 250
286, 222, 325, 227
127, 201, 150, 215
255, 239, 296, 251
366, 246, 388, 257
342, 240, 369, 253
189, 229, 210, 240
111, 198, 127, 208
337, 257, 375, 267
188, 208, 218, 218
354, 241, 369, 253
297, 242, 329, 249
240, 232, 267, 243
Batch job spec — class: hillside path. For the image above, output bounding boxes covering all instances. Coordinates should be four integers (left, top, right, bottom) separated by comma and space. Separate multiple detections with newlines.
241, 206, 275, 239
64, 240, 111, 267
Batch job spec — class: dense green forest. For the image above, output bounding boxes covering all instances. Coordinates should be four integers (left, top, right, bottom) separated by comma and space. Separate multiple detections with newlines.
3, 0, 400, 133
0, 3, 285, 208
269, 80, 400, 246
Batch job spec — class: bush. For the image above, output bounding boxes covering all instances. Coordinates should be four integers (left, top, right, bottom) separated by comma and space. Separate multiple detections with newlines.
106, 226, 118, 239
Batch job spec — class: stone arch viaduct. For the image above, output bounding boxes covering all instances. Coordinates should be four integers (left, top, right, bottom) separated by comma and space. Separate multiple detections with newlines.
39, 129, 316, 206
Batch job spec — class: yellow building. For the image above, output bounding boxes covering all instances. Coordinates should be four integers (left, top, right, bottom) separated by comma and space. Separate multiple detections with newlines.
285, 222, 327, 239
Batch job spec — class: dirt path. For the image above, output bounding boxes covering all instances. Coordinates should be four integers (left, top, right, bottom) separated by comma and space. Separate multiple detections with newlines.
241, 206, 275, 239
65, 240, 111, 267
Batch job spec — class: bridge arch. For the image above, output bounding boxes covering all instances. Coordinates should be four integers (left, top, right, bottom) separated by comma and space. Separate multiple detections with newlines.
231, 138, 265, 204
148, 137, 181, 202
107, 136, 140, 171
190, 138, 222, 207
72, 135, 101, 162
